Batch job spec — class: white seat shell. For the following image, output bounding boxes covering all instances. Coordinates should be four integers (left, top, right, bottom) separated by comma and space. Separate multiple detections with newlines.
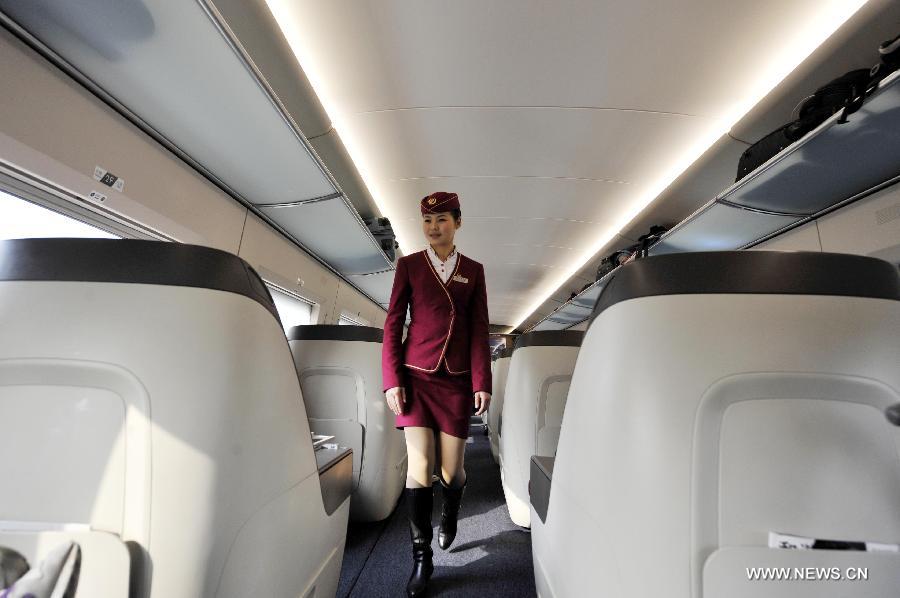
0, 239, 351, 598
532, 251, 900, 598
488, 349, 512, 464
288, 325, 407, 522
499, 330, 582, 528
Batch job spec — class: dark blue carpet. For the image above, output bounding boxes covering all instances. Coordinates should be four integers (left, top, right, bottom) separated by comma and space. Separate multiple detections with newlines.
338, 424, 537, 597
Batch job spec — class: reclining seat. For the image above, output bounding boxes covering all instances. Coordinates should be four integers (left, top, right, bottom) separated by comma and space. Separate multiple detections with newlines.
531, 251, 900, 598
288, 325, 407, 522
0, 239, 353, 598
500, 330, 582, 527
488, 347, 513, 464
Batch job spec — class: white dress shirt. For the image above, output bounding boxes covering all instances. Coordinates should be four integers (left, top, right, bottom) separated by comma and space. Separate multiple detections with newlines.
427, 245, 458, 284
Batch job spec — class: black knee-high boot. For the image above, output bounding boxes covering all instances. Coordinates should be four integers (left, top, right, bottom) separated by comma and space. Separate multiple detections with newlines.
438, 477, 466, 550
406, 487, 434, 597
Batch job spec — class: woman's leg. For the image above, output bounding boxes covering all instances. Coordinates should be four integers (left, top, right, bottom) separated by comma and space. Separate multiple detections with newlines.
403, 427, 436, 596
438, 432, 467, 487
437, 432, 467, 550
405, 426, 436, 488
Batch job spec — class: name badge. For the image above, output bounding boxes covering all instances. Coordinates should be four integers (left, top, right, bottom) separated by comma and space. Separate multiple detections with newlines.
452, 274, 469, 284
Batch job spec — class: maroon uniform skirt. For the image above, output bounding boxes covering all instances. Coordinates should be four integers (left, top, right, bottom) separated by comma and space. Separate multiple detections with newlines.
396, 366, 473, 439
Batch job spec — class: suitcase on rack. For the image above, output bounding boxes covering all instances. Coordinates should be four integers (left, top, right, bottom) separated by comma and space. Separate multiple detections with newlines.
735, 69, 872, 181
734, 31, 899, 182
364, 217, 399, 264
870, 32, 900, 88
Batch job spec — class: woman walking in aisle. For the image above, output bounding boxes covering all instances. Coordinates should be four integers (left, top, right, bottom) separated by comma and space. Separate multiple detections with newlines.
382, 191, 492, 597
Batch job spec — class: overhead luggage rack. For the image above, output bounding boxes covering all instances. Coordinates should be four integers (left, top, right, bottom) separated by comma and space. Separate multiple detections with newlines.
530, 69, 900, 332
652, 68, 900, 255
530, 275, 609, 331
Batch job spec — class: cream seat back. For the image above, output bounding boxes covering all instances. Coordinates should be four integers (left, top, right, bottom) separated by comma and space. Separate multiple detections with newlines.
0, 239, 351, 598
289, 325, 407, 522
499, 330, 582, 528
531, 251, 900, 598
488, 348, 513, 464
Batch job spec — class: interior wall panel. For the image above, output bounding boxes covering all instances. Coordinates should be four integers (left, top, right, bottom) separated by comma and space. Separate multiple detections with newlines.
332, 281, 386, 327
237, 213, 337, 315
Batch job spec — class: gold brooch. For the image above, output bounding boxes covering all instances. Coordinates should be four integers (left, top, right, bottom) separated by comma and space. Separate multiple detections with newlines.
428, 197, 437, 205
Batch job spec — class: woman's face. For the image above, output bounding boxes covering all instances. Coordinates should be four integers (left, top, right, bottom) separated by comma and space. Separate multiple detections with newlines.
422, 211, 461, 246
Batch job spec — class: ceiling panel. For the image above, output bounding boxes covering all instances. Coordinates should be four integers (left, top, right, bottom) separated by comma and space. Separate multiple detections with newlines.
276, 0, 857, 119
245, 0, 867, 326
346, 108, 710, 185
395, 216, 605, 266
379, 176, 635, 223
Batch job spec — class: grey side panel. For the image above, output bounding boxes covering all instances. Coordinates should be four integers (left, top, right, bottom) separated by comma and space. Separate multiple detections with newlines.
530, 455, 555, 524
316, 447, 353, 516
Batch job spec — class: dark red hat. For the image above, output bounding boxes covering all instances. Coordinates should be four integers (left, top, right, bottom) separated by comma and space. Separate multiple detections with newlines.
420, 192, 460, 214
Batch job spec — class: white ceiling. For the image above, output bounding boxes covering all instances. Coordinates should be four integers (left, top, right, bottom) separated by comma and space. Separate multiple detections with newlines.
262, 0, 867, 326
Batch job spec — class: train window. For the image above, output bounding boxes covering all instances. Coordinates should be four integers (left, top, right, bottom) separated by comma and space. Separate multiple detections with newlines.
268, 286, 314, 332
0, 189, 119, 240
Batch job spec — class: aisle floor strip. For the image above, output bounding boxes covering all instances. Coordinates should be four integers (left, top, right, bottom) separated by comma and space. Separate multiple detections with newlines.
338, 433, 536, 597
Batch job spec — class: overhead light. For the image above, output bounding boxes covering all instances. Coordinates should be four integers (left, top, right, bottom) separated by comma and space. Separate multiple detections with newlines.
510, 0, 868, 330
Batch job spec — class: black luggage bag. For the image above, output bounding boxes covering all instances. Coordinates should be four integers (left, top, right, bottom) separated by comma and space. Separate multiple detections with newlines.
735, 32, 900, 182
734, 69, 872, 181
364, 217, 399, 263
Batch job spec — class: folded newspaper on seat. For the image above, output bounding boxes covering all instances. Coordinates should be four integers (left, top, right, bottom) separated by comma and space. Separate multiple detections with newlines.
770, 531, 899, 552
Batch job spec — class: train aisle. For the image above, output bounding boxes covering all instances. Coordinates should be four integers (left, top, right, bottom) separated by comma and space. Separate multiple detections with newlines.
338, 424, 536, 597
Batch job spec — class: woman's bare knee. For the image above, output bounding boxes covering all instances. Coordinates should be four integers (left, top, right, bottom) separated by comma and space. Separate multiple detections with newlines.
438, 432, 467, 487
405, 427, 436, 488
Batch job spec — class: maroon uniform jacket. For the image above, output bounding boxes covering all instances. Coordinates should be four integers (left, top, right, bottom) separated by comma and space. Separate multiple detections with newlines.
382, 250, 492, 395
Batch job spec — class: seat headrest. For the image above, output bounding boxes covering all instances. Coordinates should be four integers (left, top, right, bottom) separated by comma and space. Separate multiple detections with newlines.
0, 238, 279, 321
592, 251, 900, 323
287, 324, 383, 343
514, 330, 584, 352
